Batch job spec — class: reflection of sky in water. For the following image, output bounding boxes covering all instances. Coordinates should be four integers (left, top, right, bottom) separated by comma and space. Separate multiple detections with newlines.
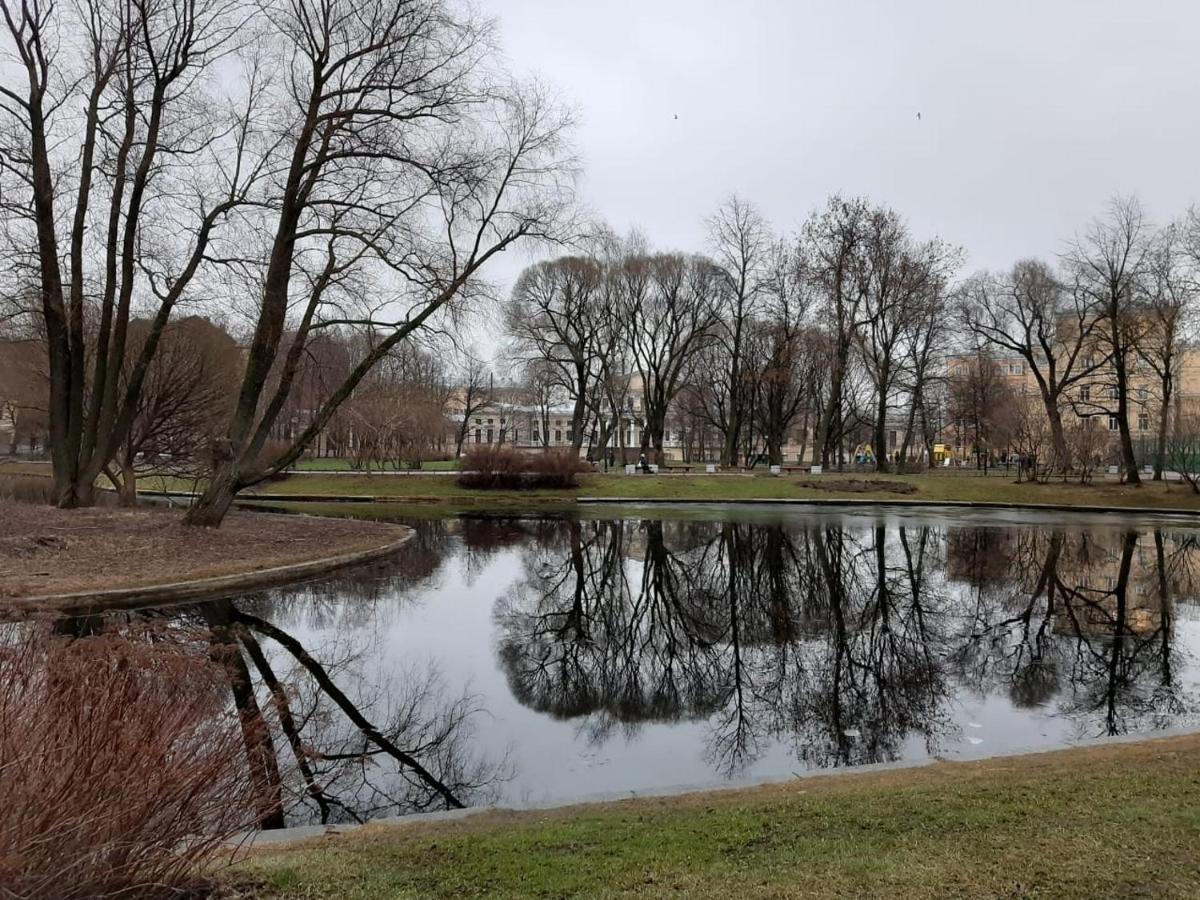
246, 507, 1200, 815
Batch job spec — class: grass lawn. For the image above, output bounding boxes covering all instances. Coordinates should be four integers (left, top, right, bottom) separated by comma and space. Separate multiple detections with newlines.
237, 733, 1200, 899
239, 471, 1200, 511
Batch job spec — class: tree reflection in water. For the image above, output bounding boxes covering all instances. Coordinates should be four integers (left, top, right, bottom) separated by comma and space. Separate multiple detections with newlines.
497, 515, 1196, 777
71, 519, 514, 829
48, 514, 1198, 827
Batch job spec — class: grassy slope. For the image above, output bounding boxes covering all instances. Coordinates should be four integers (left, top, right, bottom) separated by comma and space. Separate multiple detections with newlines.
239, 734, 1200, 900
242, 471, 1200, 510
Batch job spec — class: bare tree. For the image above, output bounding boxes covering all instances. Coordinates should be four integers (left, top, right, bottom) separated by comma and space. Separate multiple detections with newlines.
697, 196, 772, 465
451, 352, 494, 458
184, 0, 576, 526
622, 253, 722, 463
1065, 196, 1152, 484
803, 196, 871, 468
857, 207, 960, 472
505, 256, 606, 453
107, 317, 239, 504
752, 239, 816, 466
948, 344, 1017, 470
0, 0, 259, 506
1140, 217, 1200, 479
963, 259, 1097, 468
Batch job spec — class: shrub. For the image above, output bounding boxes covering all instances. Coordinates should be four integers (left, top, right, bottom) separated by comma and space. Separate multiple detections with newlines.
0, 621, 260, 899
458, 447, 592, 490
0, 474, 56, 505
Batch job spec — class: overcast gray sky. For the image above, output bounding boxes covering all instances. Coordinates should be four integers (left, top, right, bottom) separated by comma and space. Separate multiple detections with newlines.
488, 0, 1200, 279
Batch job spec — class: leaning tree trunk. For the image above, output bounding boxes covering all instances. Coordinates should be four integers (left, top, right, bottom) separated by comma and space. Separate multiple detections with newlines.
185, 447, 240, 527
1041, 391, 1068, 471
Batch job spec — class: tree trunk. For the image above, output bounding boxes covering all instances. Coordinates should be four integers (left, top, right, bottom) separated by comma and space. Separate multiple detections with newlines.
117, 457, 137, 507
1042, 392, 1068, 469
185, 459, 239, 527
873, 385, 890, 474
1115, 359, 1141, 485
1154, 371, 1171, 480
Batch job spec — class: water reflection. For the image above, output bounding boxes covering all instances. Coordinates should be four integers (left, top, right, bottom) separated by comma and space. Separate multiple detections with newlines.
495, 513, 1196, 776
41, 509, 1200, 824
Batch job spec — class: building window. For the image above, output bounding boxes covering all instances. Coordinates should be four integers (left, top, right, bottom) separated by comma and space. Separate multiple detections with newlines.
1080, 386, 1090, 402
486, 428, 494, 443
1108, 415, 1119, 432
1138, 414, 1149, 432
1138, 387, 1149, 401
555, 429, 562, 443
474, 428, 481, 444
533, 429, 540, 443
487, 418, 493, 425
1108, 386, 1118, 401
566, 430, 573, 443
474, 418, 481, 425
513, 429, 519, 443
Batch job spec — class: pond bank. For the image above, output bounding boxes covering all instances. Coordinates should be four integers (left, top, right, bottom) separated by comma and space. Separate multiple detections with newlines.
0, 503, 411, 608
119, 471, 1200, 516
237, 731, 1200, 899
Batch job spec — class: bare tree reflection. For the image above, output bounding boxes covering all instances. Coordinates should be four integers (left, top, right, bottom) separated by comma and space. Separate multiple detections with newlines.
951, 524, 1192, 736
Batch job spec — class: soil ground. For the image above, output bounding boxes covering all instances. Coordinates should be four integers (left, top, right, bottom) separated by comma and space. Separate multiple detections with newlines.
0, 503, 408, 599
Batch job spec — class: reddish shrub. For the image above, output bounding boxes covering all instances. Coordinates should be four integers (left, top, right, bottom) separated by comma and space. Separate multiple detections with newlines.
458, 447, 592, 490
527, 450, 593, 489
0, 621, 259, 899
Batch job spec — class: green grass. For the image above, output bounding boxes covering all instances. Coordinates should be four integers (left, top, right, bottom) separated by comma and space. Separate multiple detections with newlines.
240, 471, 1200, 511
31, 464, 1200, 513
237, 734, 1200, 899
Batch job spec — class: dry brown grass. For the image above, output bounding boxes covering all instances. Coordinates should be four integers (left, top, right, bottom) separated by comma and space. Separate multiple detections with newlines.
0, 503, 407, 599
0, 621, 260, 898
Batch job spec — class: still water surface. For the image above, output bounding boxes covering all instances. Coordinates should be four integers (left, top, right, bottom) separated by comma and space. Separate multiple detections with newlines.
121, 505, 1200, 824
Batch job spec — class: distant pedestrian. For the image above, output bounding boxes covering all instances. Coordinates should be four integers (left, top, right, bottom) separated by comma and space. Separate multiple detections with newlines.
639, 452, 651, 474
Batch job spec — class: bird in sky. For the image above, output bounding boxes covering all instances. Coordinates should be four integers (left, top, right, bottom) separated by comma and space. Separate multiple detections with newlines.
674, 114, 678, 120
916, 112, 922, 121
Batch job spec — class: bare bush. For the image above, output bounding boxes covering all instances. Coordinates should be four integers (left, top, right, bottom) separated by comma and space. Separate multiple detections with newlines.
458, 447, 591, 490
1064, 418, 1115, 484
0, 474, 56, 505
1166, 412, 1200, 494
0, 622, 259, 899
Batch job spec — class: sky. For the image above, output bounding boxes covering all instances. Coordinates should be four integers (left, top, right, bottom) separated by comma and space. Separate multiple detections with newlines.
483, 0, 1200, 287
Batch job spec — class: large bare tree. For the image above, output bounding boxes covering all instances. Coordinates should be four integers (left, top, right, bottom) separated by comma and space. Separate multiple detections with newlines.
802, 196, 871, 468
1065, 196, 1152, 484
963, 259, 1098, 468
0, 0, 258, 506
184, 0, 575, 525
505, 256, 606, 453
697, 196, 772, 465
622, 253, 722, 463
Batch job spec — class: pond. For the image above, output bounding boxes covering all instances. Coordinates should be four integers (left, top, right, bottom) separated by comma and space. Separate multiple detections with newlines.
60, 505, 1200, 826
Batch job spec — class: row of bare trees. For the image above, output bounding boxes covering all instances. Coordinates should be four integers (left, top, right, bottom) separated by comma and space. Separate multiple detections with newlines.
0, 0, 575, 523
505, 194, 1200, 478
505, 195, 961, 468
961, 197, 1200, 483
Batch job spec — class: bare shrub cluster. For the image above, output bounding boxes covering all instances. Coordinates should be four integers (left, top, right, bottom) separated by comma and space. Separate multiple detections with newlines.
458, 447, 592, 490
0, 622, 259, 899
